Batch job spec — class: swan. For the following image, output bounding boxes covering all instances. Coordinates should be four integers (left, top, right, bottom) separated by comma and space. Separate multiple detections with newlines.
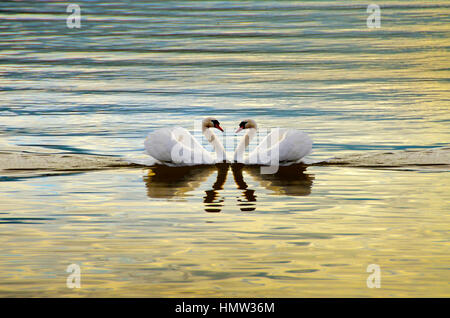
233, 119, 312, 165
145, 117, 226, 165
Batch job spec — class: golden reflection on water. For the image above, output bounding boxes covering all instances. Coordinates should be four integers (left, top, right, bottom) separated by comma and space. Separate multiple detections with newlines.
144, 163, 314, 213
0, 166, 449, 297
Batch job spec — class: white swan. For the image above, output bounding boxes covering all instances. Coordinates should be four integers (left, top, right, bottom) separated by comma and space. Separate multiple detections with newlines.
145, 117, 226, 165
233, 119, 312, 165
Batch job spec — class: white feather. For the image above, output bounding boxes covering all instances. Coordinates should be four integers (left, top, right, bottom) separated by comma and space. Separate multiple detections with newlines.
235, 125, 312, 165
144, 126, 222, 165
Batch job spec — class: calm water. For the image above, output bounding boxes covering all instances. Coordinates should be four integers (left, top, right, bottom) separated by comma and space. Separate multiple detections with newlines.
0, 1, 449, 297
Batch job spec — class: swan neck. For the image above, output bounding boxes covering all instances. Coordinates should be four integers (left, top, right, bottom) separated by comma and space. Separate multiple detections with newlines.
203, 128, 226, 162
234, 128, 256, 161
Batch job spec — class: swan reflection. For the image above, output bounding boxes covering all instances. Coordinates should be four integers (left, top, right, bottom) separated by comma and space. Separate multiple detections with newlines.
239, 163, 314, 197
143, 164, 221, 198
143, 163, 313, 212
143, 163, 229, 212
231, 164, 257, 212
202, 163, 228, 213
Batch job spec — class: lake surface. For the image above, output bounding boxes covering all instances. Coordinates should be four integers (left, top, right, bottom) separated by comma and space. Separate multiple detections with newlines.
0, 1, 449, 297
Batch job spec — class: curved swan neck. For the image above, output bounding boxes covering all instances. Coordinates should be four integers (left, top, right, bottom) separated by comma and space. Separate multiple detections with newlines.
234, 128, 257, 161
203, 127, 226, 162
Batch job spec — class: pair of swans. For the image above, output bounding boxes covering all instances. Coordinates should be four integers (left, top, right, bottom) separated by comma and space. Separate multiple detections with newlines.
144, 117, 312, 166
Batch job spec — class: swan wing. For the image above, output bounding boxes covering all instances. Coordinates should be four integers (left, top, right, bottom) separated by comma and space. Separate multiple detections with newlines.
249, 128, 312, 164
145, 127, 177, 162
171, 127, 215, 164
279, 129, 313, 162
145, 127, 214, 165
247, 128, 286, 164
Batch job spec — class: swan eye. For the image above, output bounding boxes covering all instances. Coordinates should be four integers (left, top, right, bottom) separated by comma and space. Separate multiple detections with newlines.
211, 119, 224, 132
239, 121, 247, 129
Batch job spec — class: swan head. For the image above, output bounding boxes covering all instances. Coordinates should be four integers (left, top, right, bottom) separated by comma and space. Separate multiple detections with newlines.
203, 117, 224, 132
235, 119, 257, 133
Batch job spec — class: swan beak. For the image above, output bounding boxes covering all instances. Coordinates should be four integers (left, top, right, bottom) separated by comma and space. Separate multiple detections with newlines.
214, 123, 224, 132
235, 127, 243, 133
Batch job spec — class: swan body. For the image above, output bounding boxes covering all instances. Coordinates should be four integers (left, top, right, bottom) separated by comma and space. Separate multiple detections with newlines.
234, 119, 312, 165
145, 117, 226, 165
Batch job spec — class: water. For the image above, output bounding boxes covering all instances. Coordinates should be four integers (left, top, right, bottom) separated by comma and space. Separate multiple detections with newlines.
0, 1, 449, 297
